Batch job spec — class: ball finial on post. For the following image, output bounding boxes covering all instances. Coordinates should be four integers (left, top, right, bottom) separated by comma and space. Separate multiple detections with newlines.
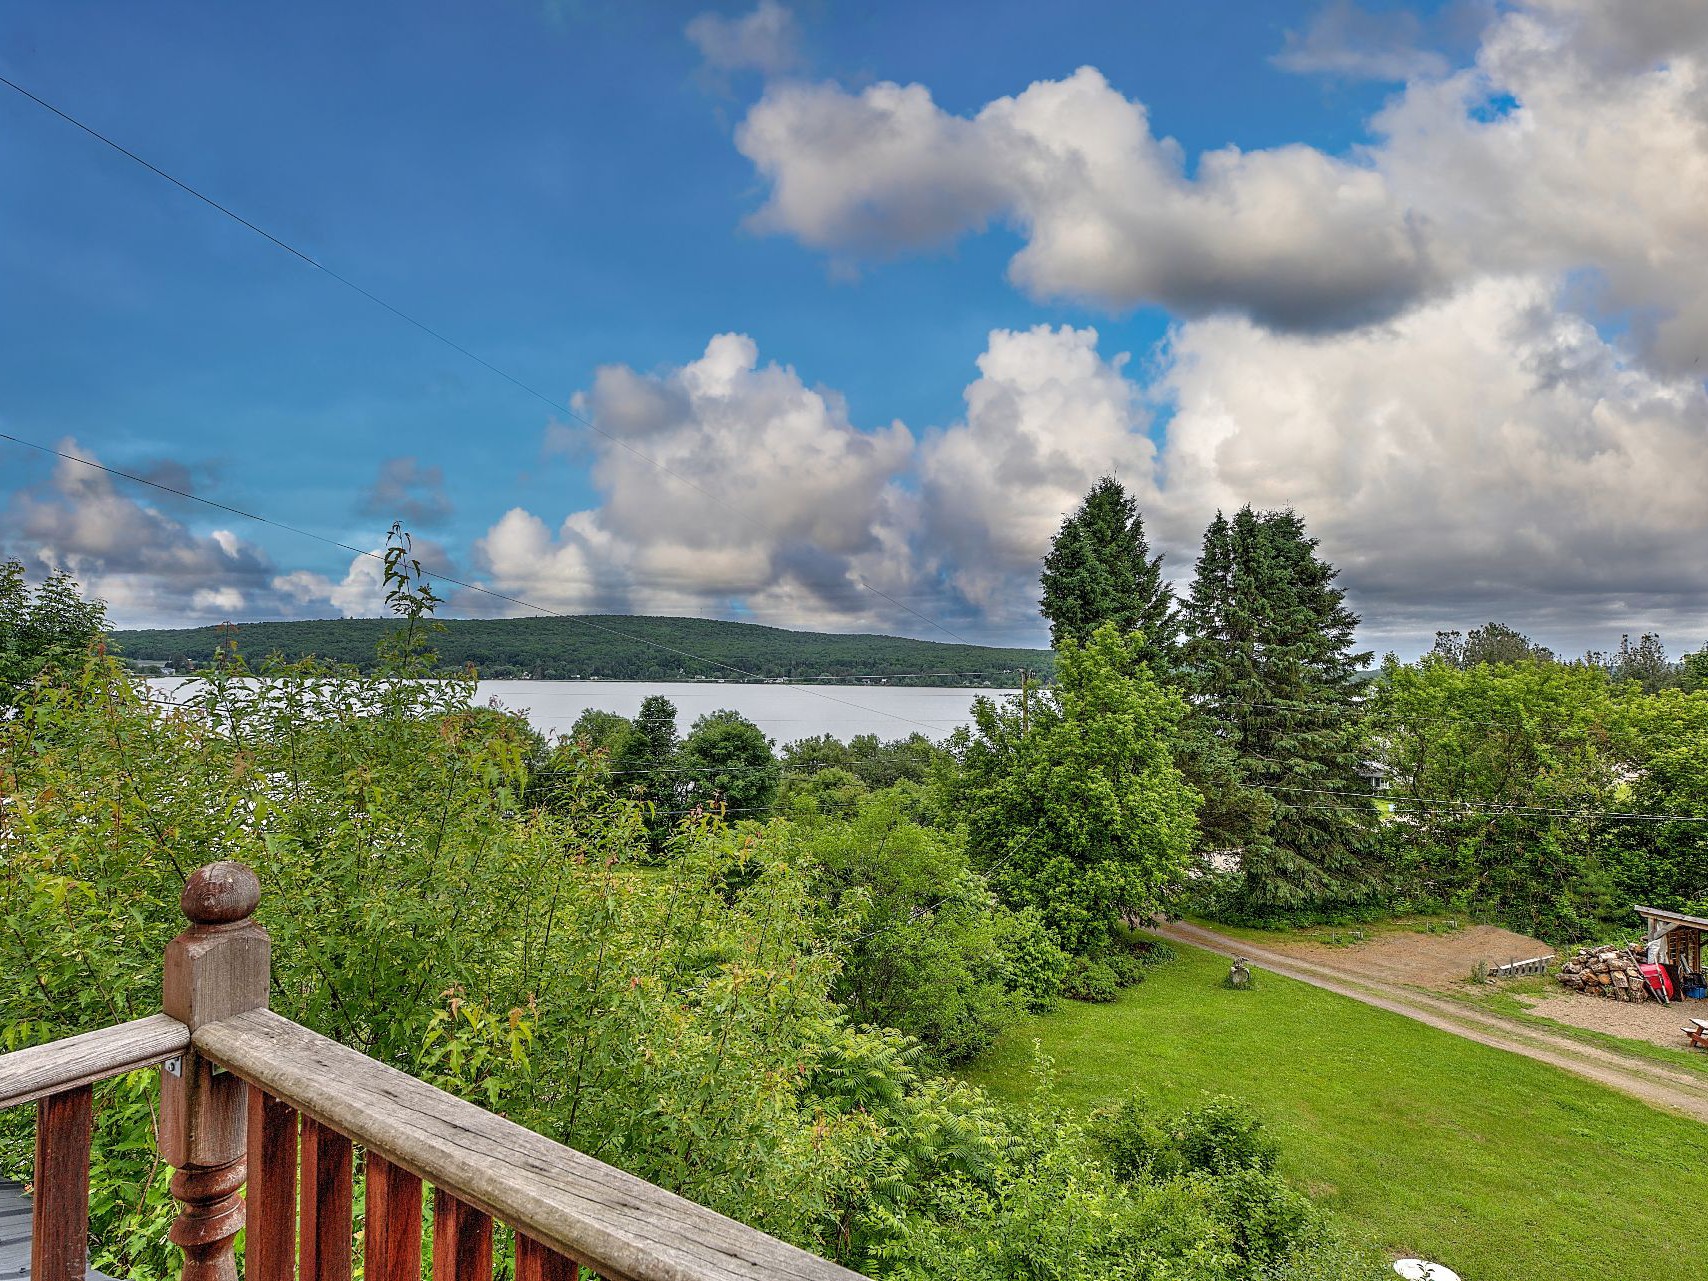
180, 862, 261, 927
163, 861, 270, 1281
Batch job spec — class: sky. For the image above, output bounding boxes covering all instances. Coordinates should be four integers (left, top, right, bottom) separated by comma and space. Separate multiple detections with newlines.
3, 0, 1707, 659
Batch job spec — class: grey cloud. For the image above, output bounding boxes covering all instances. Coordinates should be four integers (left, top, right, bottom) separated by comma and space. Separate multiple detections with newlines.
361, 455, 453, 528
3, 440, 287, 628
686, 1, 803, 78
1274, 0, 1454, 81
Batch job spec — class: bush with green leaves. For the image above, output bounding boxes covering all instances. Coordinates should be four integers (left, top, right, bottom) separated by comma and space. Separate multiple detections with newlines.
948, 624, 1200, 955
792, 790, 1066, 1065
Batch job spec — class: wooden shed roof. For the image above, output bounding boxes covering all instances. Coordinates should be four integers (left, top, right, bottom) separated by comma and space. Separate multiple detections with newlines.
1634, 904, 1708, 932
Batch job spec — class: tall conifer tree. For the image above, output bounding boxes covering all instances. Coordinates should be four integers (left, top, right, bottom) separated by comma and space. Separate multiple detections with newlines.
1039, 476, 1174, 665
1183, 506, 1380, 917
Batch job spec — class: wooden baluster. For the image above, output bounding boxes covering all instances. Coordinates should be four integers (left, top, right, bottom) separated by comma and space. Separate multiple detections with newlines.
246, 1090, 299, 1281
162, 861, 271, 1281
431, 1189, 492, 1281
365, 1155, 423, 1281
31, 1085, 94, 1281
515, 1232, 579, 1281
298, 1118, 354, 1281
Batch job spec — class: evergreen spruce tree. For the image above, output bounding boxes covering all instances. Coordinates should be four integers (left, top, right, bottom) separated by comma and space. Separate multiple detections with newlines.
609, 694, 681, 850
1039, 476, 1175, 666
1182, 506, 1380, 919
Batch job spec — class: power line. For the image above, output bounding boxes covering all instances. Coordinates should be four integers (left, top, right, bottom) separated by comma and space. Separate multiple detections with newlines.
0, 73, 979, 648
19, 454, 943, 738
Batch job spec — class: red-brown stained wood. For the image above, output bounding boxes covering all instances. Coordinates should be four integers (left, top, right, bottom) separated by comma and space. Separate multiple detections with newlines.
365, 1155, 423, 1281
431, 1188, 492, 1281
298, 1116, 354, 1281
31, 1086, 93, 1281
515, 1233, 580, 1281
164, 862, 269, 1281
246, 1089, 299, 1281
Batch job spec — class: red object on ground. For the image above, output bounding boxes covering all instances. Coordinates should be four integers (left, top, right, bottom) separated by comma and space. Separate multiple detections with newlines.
1638, 962, 1676, 1000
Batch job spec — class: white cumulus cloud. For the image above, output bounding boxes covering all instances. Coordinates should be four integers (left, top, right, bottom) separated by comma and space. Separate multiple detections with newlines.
731, 1, 1708, 371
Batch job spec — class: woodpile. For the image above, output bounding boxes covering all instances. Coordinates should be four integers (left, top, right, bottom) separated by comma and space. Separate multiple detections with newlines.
1557, 945, 1650, 1001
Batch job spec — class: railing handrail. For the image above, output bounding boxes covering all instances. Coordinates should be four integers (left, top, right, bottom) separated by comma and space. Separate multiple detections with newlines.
196, 1006, 863, 1281
0, 1013, 189, 1109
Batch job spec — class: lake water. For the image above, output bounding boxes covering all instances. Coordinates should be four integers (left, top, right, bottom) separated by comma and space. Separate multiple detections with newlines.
146, 679, 1015, 744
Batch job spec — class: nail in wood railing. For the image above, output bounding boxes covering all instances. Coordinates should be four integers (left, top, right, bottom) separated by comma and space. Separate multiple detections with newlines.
32, 1085, 93, 1281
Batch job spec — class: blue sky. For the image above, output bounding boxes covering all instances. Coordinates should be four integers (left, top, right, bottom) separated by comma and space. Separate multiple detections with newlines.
4, 1, 1707, 656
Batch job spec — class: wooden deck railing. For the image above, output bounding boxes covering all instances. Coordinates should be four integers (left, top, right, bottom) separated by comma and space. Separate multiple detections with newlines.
0, 862, 862, 1281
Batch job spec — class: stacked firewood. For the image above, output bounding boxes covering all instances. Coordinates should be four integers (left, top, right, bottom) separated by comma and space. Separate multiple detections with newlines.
1557, 945, 1650, 1002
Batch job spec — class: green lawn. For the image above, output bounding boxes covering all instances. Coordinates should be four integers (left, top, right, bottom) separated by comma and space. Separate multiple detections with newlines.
1188, 914, 1708, 1079
961, 943, 1708, 1281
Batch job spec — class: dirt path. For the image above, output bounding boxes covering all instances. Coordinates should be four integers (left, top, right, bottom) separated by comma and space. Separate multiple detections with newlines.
1156, 920, 1708, 1124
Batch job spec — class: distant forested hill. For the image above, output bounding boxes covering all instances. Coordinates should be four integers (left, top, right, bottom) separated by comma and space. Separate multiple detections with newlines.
110, 615, 1052, 684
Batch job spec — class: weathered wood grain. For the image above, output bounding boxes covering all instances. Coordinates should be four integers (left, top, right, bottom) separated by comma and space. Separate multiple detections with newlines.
298, 1118, 353, 1281
0, 1015, 189, 1109
32, 1086, 93, 1281
431, 1190, 491, 1281
246, 1090, 299, 1281
517, 1233, 580, 1281
163, 864, 267, 1281
196, 1009, 864, 1281
366, 1155, 423, 1281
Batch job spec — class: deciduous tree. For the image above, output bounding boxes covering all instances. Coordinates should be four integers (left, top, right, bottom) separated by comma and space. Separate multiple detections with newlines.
951, 624, 1199, 953
0, 559, 107, 704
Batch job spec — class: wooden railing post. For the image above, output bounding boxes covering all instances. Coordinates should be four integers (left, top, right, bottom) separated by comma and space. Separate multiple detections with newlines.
160, 862, 269, 1281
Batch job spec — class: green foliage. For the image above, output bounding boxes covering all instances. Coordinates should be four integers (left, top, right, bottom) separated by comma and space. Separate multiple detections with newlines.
793, 791, 1065, 1065
1183, 508, 1381, 921
1603, 688, 1708, 911
1061, 956, 1120, 1002
950, 625, 1200, 954
110, 613, 1052, 684
568, 707, 631, 752
1039, 476, 1175, 667
0, 559, 108, 705
679, 708, 780, 819
1586, 631, 1683, 694
608, 693, 681, 848
1084, 1094, 1351, 1278
780, 731, 950, 791
1429, 621, 1555, 667
1091, 1094, 1280, 1182
1369, 655, 1632, 938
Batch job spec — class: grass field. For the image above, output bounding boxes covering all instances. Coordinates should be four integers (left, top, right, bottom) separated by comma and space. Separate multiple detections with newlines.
961, 942, 1708, 1281
1193, 914, 1708, 1078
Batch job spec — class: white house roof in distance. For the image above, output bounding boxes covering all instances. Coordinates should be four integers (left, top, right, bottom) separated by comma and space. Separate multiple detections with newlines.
1393, 1261, 1461, 1281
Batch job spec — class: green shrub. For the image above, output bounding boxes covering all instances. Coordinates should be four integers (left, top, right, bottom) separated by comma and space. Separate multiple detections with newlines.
1175, 1097, 1280, 1176
1062, 956, 1121, 1002
792, 791, 1063, 1065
